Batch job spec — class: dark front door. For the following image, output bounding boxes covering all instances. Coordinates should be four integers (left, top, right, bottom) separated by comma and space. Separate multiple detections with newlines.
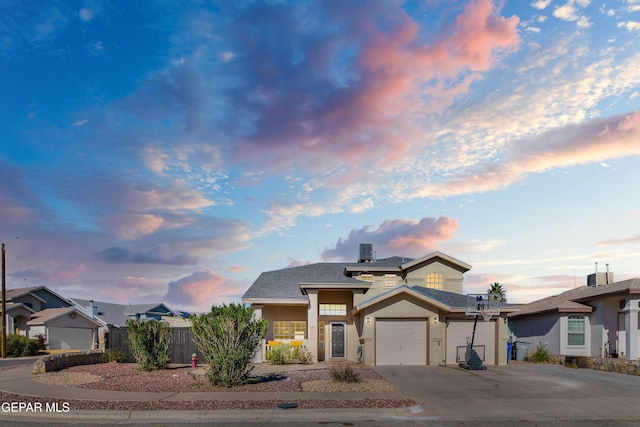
331, 323, 345, 358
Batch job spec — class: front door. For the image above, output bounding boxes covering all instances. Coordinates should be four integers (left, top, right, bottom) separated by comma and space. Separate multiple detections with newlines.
331, 323, 345, 358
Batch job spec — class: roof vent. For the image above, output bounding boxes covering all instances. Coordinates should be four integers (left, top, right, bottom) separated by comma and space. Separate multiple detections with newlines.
358, 243, 374, 263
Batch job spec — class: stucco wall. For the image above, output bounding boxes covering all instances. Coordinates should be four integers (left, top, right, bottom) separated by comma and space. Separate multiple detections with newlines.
511, 313, 561, 354
359, 293, 440, 366
405, 261, 463, 294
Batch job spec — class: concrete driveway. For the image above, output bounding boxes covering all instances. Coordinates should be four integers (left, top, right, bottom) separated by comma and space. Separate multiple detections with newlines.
374, 363, 640, 422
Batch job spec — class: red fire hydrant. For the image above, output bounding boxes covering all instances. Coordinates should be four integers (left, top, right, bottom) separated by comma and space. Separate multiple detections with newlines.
191, 353, 198, 368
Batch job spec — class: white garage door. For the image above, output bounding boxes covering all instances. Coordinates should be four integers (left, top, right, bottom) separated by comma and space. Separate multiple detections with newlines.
375, 319, 427, 365
49, 327, 93, 350
446, 320, 495, 365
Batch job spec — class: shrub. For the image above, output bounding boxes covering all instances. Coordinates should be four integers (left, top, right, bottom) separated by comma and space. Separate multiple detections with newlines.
104, 348, 127, 363
125, 319, 172, 371
189, 303, 267, 388
528, 343, 552, 364
6, 334, 40, 357
268, 343, 314, 365
269, 343, 294, 365
330, 365, 361, 383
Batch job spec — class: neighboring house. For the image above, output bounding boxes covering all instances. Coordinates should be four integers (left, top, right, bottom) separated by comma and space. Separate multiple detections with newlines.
242, 244, 519, 366
2, 286, 100, 350
70, 298, 186, 328
509, 271, 640, 360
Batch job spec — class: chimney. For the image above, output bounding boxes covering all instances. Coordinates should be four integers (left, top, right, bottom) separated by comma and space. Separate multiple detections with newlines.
87, 300, 98, 318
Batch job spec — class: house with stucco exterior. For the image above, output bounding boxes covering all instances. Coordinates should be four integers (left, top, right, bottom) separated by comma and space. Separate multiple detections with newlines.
509, 271, 640, 360
242, 245, 519, 366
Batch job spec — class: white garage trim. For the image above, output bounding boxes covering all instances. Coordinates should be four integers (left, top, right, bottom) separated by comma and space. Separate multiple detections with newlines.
375, 318, 427, 365
446, 320, 496, 365
48, 327, 93, 350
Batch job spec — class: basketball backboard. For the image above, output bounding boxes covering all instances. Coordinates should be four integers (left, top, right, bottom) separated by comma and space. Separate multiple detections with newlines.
465, 293, 500, 321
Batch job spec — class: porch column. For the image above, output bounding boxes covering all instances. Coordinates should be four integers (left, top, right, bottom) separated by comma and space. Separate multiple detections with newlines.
624, 298, 639, 360
252, 305, 264, 363
307, 290, 319, 363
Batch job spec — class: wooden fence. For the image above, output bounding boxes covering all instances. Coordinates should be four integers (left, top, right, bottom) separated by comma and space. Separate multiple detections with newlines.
106, 327, 199, 364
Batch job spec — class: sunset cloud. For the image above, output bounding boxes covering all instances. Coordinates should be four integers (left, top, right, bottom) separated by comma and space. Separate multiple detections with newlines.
164, 270, 247, 312
322, 216, 459, 261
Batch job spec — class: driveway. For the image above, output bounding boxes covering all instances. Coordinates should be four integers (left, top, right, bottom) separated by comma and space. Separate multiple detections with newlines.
374, 363, 640, 422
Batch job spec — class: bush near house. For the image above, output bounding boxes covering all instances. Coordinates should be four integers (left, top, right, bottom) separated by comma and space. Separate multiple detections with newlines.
528, 343, 552, 364
268, 343, 313, 365
125, 319, 172, 371
189, 303, 267, 388
6, 334, 40, 357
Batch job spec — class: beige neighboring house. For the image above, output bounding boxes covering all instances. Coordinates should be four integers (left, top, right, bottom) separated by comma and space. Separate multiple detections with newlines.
242, 244, 519, 366
2, 286, 100, 350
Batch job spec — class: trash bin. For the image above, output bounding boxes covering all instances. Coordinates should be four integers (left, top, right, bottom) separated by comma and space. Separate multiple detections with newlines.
514, 341, 531, 361
506, 342, 513, 364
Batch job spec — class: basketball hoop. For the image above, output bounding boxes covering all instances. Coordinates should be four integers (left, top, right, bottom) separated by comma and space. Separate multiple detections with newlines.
481, 309, 492, 322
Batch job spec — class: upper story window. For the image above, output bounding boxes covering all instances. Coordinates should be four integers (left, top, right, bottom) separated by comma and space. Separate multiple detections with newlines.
360, 274, 373, 282
426, 272, 443, 290
319, 304, 347, 316
384, 274, 397, 288
567, 315, 585, 346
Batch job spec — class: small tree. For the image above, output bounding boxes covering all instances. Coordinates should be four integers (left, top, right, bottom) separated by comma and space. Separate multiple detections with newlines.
189, 303, 267, 388
6, 334, 40, 357
125, 319, 172, 371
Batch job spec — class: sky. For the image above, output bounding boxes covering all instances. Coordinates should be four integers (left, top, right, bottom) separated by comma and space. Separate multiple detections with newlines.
1, 0, 639, 313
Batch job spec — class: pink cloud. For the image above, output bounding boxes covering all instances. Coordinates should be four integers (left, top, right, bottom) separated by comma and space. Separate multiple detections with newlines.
418, 110, 640, 197
164, 270, 247, 312
223, 1, 520, 174
322, 216, 459, 261
103, 214, 165, 240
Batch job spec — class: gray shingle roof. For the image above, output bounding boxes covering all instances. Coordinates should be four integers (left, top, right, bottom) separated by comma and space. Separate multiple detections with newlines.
242, 262, 368, 301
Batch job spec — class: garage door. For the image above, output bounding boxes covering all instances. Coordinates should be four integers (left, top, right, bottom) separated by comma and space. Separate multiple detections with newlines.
49, 327, 93, 350
446, 320, 495, 365
375, 319, 427, 365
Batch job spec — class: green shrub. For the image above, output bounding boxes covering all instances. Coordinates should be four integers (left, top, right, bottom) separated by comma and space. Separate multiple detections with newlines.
528, 343, 552, 364
268, 343, 314, 365
329, 365, 361, 383
6, 334, 40, 357
189, 303, 267, 388
104, 348, 127, 363
269, 343, 294, 365
125, 319, 172, 371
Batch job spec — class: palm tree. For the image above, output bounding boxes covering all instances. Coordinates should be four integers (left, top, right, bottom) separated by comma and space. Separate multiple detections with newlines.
488, 282, 507, 303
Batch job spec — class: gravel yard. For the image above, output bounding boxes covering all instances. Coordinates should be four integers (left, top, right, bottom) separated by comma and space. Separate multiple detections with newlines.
6, 362, 415, 411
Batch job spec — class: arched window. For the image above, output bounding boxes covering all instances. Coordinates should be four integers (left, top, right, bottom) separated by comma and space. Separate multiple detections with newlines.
567, 315, 585, 346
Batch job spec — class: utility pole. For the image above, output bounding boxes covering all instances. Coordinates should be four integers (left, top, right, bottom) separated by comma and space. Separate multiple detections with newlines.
1, 243, 6, 358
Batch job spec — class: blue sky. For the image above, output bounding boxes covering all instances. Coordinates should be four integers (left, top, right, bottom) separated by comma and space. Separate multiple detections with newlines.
1, 0, 639, 312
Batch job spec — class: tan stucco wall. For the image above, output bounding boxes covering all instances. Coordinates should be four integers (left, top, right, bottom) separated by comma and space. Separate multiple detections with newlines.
357, 293, 445, 366
261, 305, 307, 341
405, 262, 463, 294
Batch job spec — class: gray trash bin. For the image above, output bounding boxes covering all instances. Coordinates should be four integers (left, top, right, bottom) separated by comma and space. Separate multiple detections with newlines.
514, 341, 531, 361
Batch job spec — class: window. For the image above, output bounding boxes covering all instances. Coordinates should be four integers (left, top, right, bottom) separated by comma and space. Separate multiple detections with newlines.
273, 321, 306, 340
360, 274, 373, 282
319, 304, 347, 316
567, 315, 585, 346
384, 274, 397, 288
426, 272, 443, 290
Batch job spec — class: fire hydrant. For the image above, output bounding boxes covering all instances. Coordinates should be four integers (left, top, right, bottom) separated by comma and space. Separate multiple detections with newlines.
191, 353, 198, 368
